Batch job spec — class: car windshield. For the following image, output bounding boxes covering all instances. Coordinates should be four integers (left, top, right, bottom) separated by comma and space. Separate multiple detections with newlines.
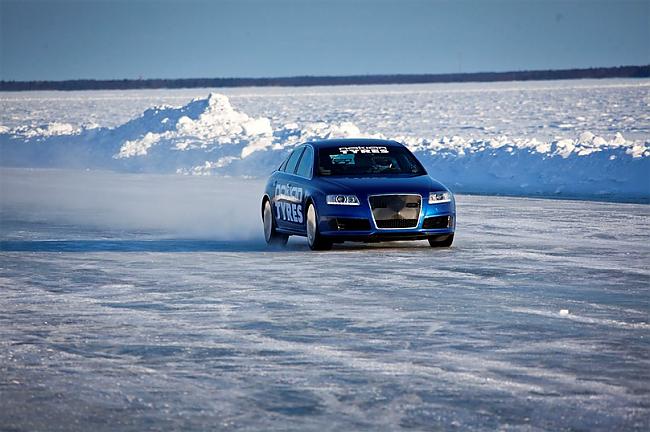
317, 145, 426, 177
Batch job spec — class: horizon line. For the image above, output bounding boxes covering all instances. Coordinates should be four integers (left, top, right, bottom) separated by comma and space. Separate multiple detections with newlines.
1, 65, 648, 91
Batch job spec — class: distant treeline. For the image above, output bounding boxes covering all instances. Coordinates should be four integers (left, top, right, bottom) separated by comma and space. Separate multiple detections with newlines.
2, 65, 649, 91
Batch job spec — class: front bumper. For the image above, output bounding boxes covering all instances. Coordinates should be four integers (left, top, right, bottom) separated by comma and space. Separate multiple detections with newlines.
316, 198, 455, 241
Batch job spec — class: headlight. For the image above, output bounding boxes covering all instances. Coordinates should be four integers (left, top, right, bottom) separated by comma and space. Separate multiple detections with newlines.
429, 191, 452, 204
326, 194, 360, 205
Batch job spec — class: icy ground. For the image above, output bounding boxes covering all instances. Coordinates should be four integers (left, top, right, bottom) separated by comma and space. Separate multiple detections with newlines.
1, 79, 649, 200
1, 169, 649, 431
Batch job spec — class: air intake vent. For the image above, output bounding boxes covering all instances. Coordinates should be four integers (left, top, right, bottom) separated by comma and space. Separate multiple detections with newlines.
422, 216, 452, 229
329, 218, 371, 231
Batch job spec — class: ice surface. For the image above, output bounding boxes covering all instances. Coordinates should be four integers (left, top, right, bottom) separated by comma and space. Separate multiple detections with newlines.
0, 79, 649, 428
1, 169, 649, 431
1, 79, 649, 200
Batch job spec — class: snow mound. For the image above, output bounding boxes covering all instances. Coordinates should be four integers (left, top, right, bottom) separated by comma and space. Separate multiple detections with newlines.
399, 133, 650, 160
103, 93, 364, 169
114, 93, 273, 159
1, 93, 648, 201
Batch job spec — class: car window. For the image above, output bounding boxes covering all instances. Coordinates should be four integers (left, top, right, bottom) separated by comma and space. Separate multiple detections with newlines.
278, 157, 289, 172
295, 146, 313, 178
285, 147, 305, 174
317, 145, 426, 177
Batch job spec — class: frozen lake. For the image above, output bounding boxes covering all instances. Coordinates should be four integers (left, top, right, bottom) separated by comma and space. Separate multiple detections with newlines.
2, 79, 649, 199
1, 169, 649, 431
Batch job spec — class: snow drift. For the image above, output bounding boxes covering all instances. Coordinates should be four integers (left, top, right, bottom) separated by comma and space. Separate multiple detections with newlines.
1, 92, 648, 201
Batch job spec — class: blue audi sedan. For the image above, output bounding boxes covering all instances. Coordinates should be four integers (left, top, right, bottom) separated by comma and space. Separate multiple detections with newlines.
261, 139, 456, 250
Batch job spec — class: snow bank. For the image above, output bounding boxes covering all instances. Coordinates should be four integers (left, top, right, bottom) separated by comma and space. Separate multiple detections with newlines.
1, 93, 648, 201
113, 93, 274, 159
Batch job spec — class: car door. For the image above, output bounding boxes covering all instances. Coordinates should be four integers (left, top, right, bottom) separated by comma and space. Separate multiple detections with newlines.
290, 145, 314, 233
273, 146, 306, 231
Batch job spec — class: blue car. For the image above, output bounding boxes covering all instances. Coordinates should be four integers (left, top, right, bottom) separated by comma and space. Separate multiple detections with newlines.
261, 139, 456, 250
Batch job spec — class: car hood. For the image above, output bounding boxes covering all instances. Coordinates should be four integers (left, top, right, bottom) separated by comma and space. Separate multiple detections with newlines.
318, 175, 448, 196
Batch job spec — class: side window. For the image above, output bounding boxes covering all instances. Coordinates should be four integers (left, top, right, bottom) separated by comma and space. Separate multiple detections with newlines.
295, 146, 313, 178
278, 157, 289, 172
284, 147, 305, 174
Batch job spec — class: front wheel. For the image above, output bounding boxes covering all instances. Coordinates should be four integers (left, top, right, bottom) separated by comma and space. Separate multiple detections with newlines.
306, 203, 332, 251
263, 200, 288, 247
428, 234, 454, 248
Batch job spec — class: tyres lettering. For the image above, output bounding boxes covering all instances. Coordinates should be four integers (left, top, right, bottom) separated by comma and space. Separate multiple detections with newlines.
274, 183, 304, 224
339, 146, 389, 154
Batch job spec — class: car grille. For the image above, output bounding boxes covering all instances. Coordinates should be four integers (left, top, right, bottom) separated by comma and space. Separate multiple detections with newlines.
422, 215, 452, 229
369, 194, 421, 229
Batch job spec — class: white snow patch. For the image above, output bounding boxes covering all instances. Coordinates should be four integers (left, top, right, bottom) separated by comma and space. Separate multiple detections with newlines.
8, 122, 80, 139
512, 307, 650, 330
178, 156, 242, 175
116, 132, 160, 158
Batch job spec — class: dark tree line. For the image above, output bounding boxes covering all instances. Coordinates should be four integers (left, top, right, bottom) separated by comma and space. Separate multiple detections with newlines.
1, 65, 648, 91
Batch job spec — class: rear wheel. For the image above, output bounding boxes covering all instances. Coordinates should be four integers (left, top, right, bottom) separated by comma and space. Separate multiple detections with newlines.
306, 203, 332, 251
263, 200, 288, 247
428, 234, 454, 248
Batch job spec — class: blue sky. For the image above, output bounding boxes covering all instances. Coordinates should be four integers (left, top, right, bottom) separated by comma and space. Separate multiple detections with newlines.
1, 0, 648, 81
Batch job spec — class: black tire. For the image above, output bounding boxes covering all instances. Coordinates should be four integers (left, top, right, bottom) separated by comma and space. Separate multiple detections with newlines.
306, 203, 332, 251
263, 200, 288, 247
428, 234, 454, 248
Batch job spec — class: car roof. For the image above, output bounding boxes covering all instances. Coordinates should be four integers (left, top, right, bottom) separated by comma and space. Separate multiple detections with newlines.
302, 138, 404, 149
